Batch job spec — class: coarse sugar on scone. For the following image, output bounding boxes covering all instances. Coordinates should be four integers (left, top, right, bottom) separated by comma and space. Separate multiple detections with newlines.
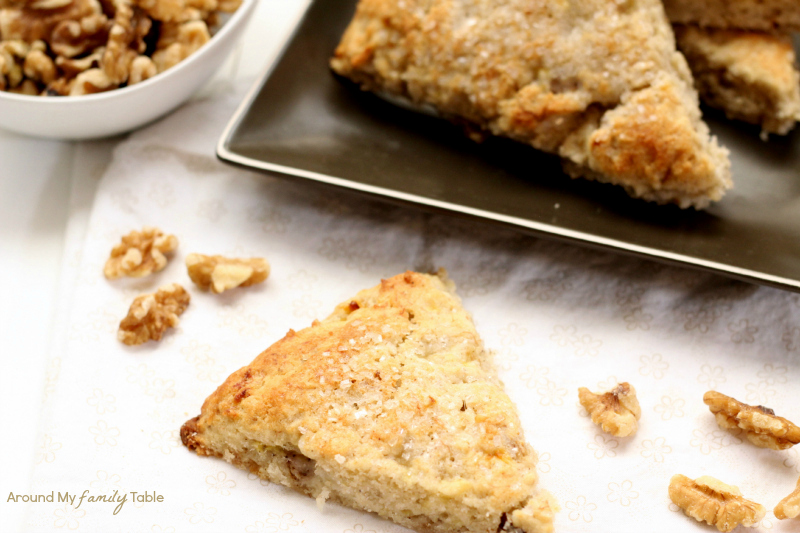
331, 0, 732, 209
181, 270, 557, 533
675, 25, 800, 137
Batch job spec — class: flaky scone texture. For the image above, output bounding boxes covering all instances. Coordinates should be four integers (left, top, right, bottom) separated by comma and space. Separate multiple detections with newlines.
331, 0, 731, 209
664, 0, 800, 32
181, 271, 556, 533
675, 25, 800, 136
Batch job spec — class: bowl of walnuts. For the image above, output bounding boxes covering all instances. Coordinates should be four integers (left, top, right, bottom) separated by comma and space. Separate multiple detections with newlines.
0, 0, 256, 139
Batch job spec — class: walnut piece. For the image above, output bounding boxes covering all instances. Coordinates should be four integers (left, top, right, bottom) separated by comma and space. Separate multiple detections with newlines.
775, 475, 800, 520
669, 474, 766, 532
118, 283, 189, 346
578, 382, 641, 437
104, 227, 178, 279
704, 391, 800, 450
151, 19, 208, 72
185, 253, 270, 294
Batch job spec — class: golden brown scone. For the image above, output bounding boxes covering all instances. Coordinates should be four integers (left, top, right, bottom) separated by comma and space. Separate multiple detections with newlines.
675, 25, 800, 137
664, 0, 800, 32
181, 270, 557, 533
331, 0, 731, 209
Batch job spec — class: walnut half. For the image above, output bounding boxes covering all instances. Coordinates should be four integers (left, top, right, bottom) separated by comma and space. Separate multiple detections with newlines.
703, 391, 800, 450
104, 227, 178, 279
118, 283, 189, 346
578, 382, 641, 437
185, 253, 270, 294
669, 474, 765, 532
774, 475, 800, 520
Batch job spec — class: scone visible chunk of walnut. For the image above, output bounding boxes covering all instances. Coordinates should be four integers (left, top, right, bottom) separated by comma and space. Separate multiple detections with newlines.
104, 227, 178, 279
185, 253, 270, 294
118, 283, 189, 346
669, 474, 766, 532
704, 391, 800, 450
774, 475, 800, 520
578, 382, 641, 437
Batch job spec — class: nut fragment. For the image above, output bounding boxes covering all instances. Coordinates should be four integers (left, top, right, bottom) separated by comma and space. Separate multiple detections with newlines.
185, 253, 270, 294
118, 283, 189, 345
151, 19, 208, 72
704, 391, 800, 450
775, 475, 800, 520
104, 227, 178, 279
669, 474, 766, 532
578, 382, 641, 437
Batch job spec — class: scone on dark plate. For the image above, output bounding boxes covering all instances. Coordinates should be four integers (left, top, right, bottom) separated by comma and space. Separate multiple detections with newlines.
675, 25, 800, 137
181, 271, 557, 533
664, 0, 800, 32
330, 0, 732, 209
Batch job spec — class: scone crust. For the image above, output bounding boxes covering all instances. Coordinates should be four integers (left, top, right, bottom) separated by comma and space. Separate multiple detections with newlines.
331, 0, 731, 209
182, 271, 554, 533
675, 25, 800, 136
664, 0, 800, 32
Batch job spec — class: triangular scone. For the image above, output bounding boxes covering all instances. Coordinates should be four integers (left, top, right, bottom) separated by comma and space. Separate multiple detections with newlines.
331, 0, 731, 209
181, 271, 557, 533
674, 25, 800, 137
664, 0, 800, 32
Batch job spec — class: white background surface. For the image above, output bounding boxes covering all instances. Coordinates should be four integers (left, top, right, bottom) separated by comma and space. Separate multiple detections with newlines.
0, 1, 310, 530
2, 1, 800, 532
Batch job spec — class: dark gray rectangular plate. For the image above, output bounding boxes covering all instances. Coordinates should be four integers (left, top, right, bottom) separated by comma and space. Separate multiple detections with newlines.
218, 0, 800, 292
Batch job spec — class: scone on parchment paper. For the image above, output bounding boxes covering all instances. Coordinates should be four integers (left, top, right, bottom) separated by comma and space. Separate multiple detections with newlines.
181, 271, 557, 533
331, 0, 732, 209
663, 0, 800, 32
675, 26, 800, 137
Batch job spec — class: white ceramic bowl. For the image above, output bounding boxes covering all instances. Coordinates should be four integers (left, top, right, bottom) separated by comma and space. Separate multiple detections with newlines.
0, 0, 256, 140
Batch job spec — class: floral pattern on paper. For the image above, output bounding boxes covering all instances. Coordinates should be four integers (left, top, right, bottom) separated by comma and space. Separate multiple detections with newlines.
288, 270, 317, 291
537, 452, 551, 473
248, 205, 291, 234
550, 325, 601, 356
86, 389, 116, 415
607, 480, 638, 506
537, 379, 567, 406
318, 237, 376, 272
206, 471, 235, 496
690, 429, 742, 455
782, 326, 800, 352
185, 502, 216, 524
218, 305, 269, 338
37, 434, 62, 464
640, 437, 672, 463
565, 496, 597, 522
520, 365, 550, 389
54, 503, 85, 530
344, 526, 377, 533
588, 434, 618, 459
697, 364, 726, 389
90, 470, 121, 494
149, 430, 179, 454
292, 294, 322, 320
624, 307, 653, 331
246, 512, 299, 532
498, 323, 527, 347
654, 396, 685, 420
145, 378, 176, 403
757, 364, 788, 385
745, 381, 776, 405
524, 272, 572, 302
89, 420, 120, 446
639, 354, 668, 379
728, 319, 758, 344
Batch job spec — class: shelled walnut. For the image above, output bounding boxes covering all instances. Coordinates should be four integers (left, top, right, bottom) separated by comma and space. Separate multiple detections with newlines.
775, 475, 800, 520
703, 391, 800, 450
185, 253, 270, 294
669, 474, 765, 532
578, 382, 641, 437
104, 227, 178, 279
118, 283, 189, 345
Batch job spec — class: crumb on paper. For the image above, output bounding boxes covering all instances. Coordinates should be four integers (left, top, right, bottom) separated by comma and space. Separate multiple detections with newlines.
578, 382, 641, 437
104, 227, 178, 279
118, 283, 189, 346
185, 253, 270, 294
704, 390, 800, 450
669, 474, 765, 532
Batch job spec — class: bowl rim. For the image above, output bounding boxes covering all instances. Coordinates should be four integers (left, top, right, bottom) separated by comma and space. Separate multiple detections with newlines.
0, 0, 256, 104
